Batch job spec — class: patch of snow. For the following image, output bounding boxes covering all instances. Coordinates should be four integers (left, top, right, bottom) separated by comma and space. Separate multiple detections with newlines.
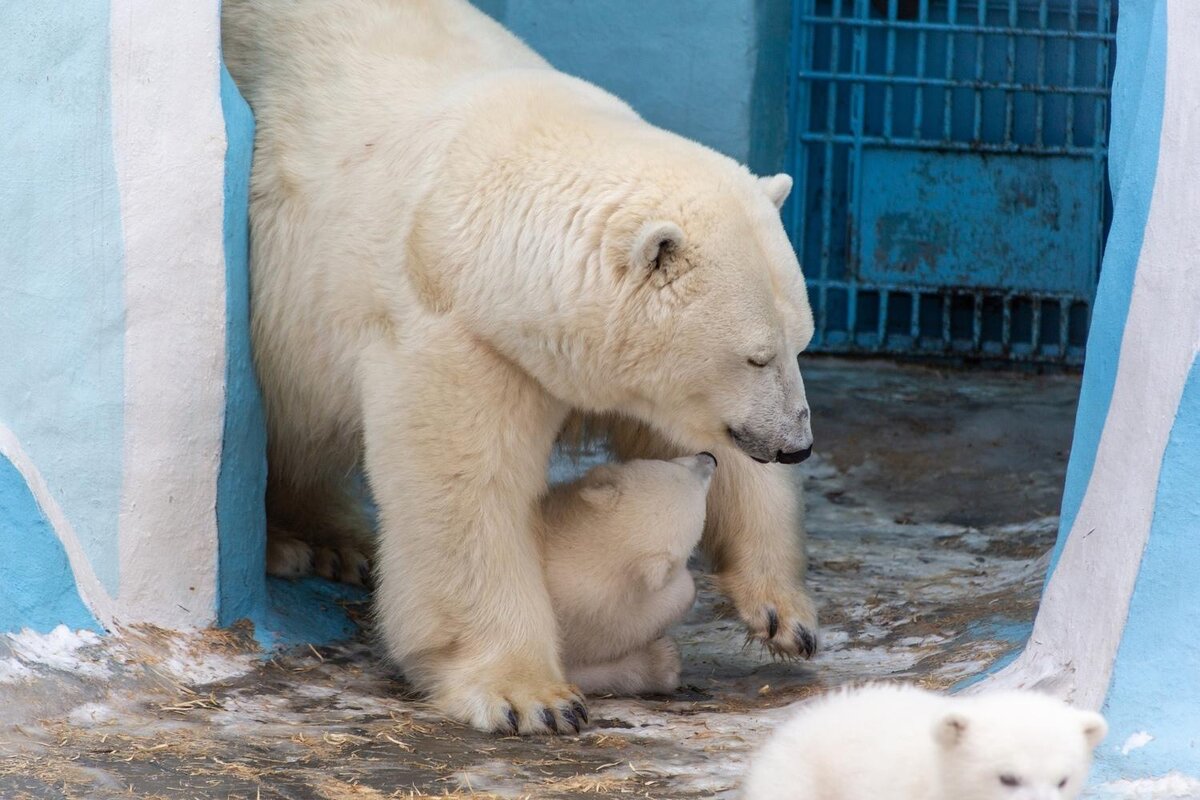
0, 657, 32, 683
159, 640, 255, 685
7, 625, 107, 677
1120, 731, 1154, 756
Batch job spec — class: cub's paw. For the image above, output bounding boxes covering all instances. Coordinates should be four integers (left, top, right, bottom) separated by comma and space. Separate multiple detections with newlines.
440, 679, 588, 736
740, 592, 819, 660
644, 636, 682, 693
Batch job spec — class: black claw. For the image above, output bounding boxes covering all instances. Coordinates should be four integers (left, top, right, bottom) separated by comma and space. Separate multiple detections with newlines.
766, 607, 779, 640
560, 706, 580, 733
572, 701, 588, 725
540, 707, 558, 733
795, 624, 818, 658
504, 707, 519, 735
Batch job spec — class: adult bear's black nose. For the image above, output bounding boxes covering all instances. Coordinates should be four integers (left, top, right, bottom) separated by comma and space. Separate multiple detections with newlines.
776, 445, 813, 464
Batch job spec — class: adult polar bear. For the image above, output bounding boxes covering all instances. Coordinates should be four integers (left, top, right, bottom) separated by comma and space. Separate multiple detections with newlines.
223, 0, 818, 733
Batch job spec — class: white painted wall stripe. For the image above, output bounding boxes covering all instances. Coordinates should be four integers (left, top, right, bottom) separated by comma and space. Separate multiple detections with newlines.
110, 1, 228, 628
979, 0, 1200, 709
0, 425, 116, 627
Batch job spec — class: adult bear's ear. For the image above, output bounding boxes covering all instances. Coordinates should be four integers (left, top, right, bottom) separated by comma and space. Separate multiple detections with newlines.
630, 220, 686, 278
758, 173, 793, 210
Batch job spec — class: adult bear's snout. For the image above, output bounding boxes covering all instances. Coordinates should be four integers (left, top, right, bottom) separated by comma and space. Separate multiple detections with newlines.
776, 445, 813, 464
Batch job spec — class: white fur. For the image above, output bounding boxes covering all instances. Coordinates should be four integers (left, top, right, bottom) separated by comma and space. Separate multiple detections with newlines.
742, 684, 1108, 800
222, 0, 818, 732
540, 454, 714, 695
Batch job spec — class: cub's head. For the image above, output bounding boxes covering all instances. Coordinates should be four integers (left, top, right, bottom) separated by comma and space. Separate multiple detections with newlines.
548, 453, 716, 563
588, 155, 815, 465
934, 691, 1107, 800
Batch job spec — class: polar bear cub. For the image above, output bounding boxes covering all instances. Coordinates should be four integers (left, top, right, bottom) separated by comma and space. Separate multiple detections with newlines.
742, 684, 1107, 800
539, 454, 716, 696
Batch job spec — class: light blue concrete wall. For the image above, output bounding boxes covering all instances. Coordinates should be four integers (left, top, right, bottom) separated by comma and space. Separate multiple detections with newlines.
1102, 353, 1200, 779
0, 2, 125, 614
475, 0, 792, 173
1049, 0, 1167, 575
0, 457, 99, 632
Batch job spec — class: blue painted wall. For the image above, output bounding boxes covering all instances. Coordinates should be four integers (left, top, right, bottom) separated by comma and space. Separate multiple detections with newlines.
217, 66, 270, 627
0, 3, 125, 601
475, 0, 792, 173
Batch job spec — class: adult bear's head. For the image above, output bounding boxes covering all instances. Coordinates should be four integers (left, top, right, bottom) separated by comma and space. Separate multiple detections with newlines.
581, 159, 815, 465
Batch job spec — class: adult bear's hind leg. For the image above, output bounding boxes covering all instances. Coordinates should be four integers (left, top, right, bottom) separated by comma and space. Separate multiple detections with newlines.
264, 470, 375, 586
361, 320, 585, 735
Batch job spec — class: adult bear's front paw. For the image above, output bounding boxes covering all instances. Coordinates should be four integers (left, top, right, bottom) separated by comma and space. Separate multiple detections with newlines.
737, 588, 820, 660
436, 674, 589, 736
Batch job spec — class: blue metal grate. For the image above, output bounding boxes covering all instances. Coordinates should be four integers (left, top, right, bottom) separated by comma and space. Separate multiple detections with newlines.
787, 0, 1116, 365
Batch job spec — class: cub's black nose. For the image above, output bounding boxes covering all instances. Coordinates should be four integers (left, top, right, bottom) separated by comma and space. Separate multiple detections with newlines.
776, 445, 813, 464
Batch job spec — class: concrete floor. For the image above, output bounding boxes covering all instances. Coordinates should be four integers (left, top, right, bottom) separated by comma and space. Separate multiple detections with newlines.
0, 358, 1100, 799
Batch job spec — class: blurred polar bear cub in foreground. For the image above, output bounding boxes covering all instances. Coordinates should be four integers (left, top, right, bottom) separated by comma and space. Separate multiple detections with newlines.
540, 454, 716, 696
743, 684, 1107, 800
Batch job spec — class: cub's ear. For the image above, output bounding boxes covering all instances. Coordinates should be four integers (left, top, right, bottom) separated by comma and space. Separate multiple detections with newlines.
579, 467, 621, 509
630, 220, 686, 276
640, 554, 674, 593
934, 711, 969, 749
758, 173, 793, 210
1079, 711, 1108, 749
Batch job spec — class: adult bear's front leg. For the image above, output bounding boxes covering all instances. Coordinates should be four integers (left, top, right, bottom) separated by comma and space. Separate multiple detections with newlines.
360, 322, 585, 734
601, 415, 818, 659
704, 453, 819, 659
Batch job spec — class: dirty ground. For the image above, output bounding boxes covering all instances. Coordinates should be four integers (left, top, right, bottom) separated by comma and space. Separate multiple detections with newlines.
1, 358, 1106, 799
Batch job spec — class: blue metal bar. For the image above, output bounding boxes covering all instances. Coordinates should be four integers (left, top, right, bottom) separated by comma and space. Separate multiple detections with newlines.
1002, 296, 1012, 351
1058, 297, 1070, 356
941, 291, 952, 352
973, 0, 986, 143
942, 0, 956, 142
972, 292, 983, 352
796, 15, 1114, 41
794, 71, 1110, 96
1092, 0, 1114, 279
1035, 0, 1048, 148
845, 0, 869, 340
910, 291, 921, 341
884, 0, 898, 139
1031, 298, 1043, 352
797, 131, 1098, 157
1066, 0, 1078, 148
877, 288, 889, 349
1005, 0, 1017, 145
912, 0, 928, 139
819, 0, 843, 342
785, 0, 813, 261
